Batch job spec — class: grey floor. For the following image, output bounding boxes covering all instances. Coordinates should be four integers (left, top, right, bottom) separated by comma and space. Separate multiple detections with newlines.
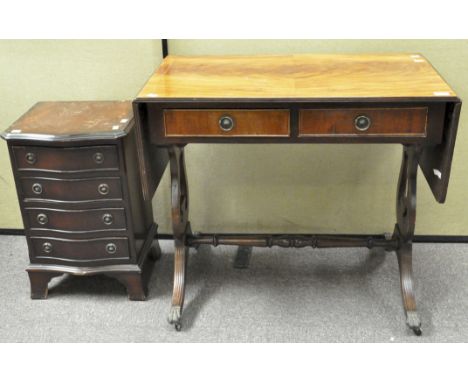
0, 235, 466, 342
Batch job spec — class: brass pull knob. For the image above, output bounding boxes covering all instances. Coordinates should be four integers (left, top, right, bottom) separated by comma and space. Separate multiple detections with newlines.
32, 183, 43, 195
93, 152, 104, 164
105, 243, 117, 254
102, 213, 113, 225
25, 152, 37, 165
42, 242, 53, 254
37, 213, 48, 225
354, 115, 371, 131
219, 115, 235, 132
98, 183, 109, 195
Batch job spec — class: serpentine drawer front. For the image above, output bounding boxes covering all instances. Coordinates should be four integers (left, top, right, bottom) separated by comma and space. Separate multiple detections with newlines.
30, 237, 131, 264
25, 207, 127, 232
20, 176, 123, 202
12, 145, 119, 173
299, 108, 428, 136
164, 109, 290, 137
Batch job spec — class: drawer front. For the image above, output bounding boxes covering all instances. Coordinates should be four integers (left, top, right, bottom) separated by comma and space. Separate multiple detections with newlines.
25, 207, 127, 232
164, 109, 290, 137
12, 145, 119, 172
20, 177, 123, 202
299, 108, 428, 136
30, 237, 130, 263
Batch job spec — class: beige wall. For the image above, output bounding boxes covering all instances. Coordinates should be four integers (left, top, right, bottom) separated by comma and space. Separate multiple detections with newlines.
1, 40, 467, 235
0, 40, 163, 228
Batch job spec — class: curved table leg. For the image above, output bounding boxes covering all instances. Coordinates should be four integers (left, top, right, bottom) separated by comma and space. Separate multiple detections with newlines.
393, 145, 422, 336
167, 146, 190, 331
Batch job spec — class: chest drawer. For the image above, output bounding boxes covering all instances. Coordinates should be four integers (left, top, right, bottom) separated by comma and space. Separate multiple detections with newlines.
12, 145, 119, 173
164, 109, 290, 137
20, 177, 123, 202
30, 236, 130, 264
25, 207, 127, 232
299, 108, 428, 136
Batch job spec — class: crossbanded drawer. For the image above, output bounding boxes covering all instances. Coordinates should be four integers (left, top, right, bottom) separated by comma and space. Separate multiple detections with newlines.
12, 145, 119, 173
164, 109, 290, 137
20, 176, 123, 202
298, 108, 428, 136
30, 236, 130, 264
25, 207, 127, 233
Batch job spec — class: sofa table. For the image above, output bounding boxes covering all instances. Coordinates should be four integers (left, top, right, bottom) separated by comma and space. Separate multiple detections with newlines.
133, 53, 461, 333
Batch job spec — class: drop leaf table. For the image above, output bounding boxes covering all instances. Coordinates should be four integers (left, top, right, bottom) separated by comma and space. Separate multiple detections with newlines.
133, 53, 461, 334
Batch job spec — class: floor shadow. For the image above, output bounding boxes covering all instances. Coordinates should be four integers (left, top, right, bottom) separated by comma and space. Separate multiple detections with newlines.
48, 273, 127, 298
179, 245, 222, 330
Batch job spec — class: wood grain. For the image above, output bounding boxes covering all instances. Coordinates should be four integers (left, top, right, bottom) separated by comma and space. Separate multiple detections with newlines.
164, 109, 290, 137
299, 108, 427, 136
4, 101, 133, 138
138, 54, 456, 99
30, 237, 130, 263
20, 176, 123, 202
13, 145, 119, 172
25, 207, 127, 232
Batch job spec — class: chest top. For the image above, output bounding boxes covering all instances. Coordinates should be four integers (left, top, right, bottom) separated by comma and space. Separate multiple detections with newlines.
137, 53, 457, 100
2, 101, 133, 141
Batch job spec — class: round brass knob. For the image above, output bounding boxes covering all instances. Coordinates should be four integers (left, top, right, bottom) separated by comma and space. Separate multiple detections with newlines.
32, 183, 43, 195
98, 183, 109, 195
219, 115, 235, 132
93, 152, 104, 164
354, 115, 372, 131
37, 213, 48, 225
102, 213, 113, 225
105, 243, 117, 255
42, 242, 53, 254
25, 152, 37, 165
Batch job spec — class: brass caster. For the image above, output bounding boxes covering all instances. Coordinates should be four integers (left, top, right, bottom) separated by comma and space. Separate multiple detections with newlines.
406, 311, 422, 336
412, 327, 422, 336
168, 305, 182, 331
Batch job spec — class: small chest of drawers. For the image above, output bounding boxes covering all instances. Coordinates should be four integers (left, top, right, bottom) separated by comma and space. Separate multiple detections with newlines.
2, 101, 159, 300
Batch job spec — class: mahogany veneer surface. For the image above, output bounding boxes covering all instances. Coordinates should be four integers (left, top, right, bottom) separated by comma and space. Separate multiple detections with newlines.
4, 101, 133, 138
164, 109, 290, 136
137, 54, 456, 99
299, 108, 428, 136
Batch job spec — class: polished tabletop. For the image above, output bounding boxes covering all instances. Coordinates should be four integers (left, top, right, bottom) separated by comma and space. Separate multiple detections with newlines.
2, 101, 133, 140
137, 53, 457, 100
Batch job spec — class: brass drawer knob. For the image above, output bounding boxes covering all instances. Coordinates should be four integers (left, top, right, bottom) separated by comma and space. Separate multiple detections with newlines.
42, 242, 53, 254
93, 152, 104, 164
32, 183, 43, 195
102, 213, 113, 225
354, 115, 372, 131
37, 213, 48, 225
25, 152, 37, 165
98, 183, 109, 195
105, 243, 117, 254
219, 115, 235, 132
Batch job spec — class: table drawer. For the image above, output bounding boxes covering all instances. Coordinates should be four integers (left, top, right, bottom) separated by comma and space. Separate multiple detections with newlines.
12, 145, 119, 173
164, 109, 290, 137
20, 177, 123, 202
25, 207, 127, 232
30, 237, 130, 263
299, 108, 428, 136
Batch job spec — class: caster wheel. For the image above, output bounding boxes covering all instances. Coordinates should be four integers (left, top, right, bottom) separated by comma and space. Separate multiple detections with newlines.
175, 323, 182, 332
412, 327, 422, 336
